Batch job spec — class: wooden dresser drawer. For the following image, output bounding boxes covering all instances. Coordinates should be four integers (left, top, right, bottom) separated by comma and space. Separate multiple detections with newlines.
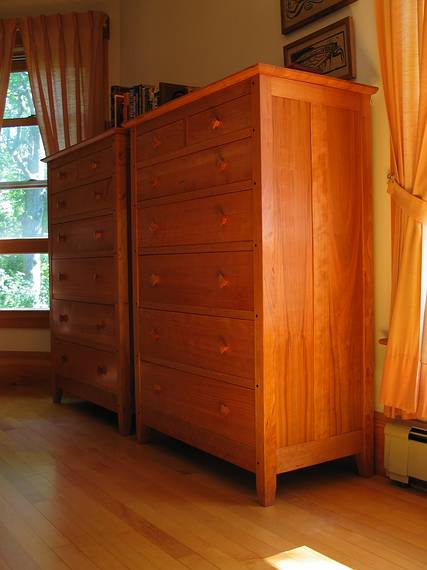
140, 309, 254, 384
53, 340, 117, 393
51, 162, 78, 193
52, 257, 115, 303
139, 190, 253, 248
51, 300, 116, 349
136, 120, 185, 161
52, 215, 115, 258
138, 137, 252, 201
140, 251, 253, 312
140, 362, 255, 447
188, 94, 252, 145
78, 146, 114, 184
51, 179, 115, 222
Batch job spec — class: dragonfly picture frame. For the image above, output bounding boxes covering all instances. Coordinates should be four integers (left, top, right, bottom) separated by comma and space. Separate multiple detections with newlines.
283, 17, 356, 80
281, 0, 357, 34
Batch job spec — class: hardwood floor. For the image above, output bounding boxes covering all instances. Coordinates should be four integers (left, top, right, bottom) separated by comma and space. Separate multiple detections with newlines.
0, 385, 426, 570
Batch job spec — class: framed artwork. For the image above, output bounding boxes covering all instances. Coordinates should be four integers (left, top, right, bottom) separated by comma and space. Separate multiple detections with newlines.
283, 17, 356, 80
281, 0, 357, 34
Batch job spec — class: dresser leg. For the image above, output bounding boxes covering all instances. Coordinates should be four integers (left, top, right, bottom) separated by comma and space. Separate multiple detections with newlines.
53, 386, 63, 404
118, 410, 132, 436
137, 422, 152, 444
256, 470, 277, 507
356, 449, 374, 477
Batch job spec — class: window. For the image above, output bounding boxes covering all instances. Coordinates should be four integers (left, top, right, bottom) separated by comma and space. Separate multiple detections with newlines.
0, 37, 49, 312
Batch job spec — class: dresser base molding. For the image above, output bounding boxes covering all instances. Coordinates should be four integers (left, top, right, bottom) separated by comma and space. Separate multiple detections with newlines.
0, 351, 50, 387
139, 413, 256, 472
277, 431, 364, 473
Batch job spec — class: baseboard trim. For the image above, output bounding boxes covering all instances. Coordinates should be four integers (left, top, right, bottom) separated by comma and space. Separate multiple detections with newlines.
374, 411, 386, 476
0, 351, 50, 387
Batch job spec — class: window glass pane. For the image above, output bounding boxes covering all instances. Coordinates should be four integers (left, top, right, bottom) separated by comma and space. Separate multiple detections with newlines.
0, 187, 48, 238
0, 126, 47, 182
3, 72, 36, 119
0, 253, 49, 309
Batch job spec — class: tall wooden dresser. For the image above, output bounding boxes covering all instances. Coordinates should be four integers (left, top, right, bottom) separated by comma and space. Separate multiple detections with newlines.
44, 129, 133, 435
127, 64, 377, 505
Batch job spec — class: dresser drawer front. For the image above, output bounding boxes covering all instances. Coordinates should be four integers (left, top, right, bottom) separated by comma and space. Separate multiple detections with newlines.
78, 146, 114, 184
53, 340, 117, 392
188, 94, 252, 145
51, 162, 78, 193
139, 190, 253, 248
140, 251, 253, 312
138, 138, 252, 201
51, 300, 116, 349
140, 362, 255, 446
51, 179, 115, 221
52, 258, 115, 303
136, 119, 186, 161
141, 309, 254, 382
52, 215, 115, 258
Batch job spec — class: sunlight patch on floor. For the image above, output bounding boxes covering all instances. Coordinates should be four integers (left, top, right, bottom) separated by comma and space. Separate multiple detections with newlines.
264, 546, 352, 569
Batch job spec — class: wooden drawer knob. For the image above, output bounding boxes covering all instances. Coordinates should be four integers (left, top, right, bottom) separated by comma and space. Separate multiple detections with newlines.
94, 230, 104, 240
90, 160, 99, 171
150, 177, 160, 189
217, 272, 230, 289
57, 233, 66, 242
59, 314, 69, 323
211, 118, 223, 131
56, 199, 66, 208
219, 340, 230, 355
216, 158, 228, 172
58, 273, 67, 281
94, 191, 103, 200
153, 383, 162, 393
148, 221, 159, 233
150, 273, 160, 287
97, 365, 107, 375
93, 273, 101, 281
217, 206, 228, 226
152, 136, 161, 149
60, 354, 68, 363
219, 403, 230, 416
150, 329, 160, 342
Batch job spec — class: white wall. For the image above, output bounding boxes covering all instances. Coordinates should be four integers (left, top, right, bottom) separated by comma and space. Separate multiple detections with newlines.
120, 0, 390, 410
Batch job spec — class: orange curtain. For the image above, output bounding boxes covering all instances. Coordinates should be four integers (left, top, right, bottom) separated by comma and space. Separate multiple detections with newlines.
19, 11, 108, 154
0, 19, 17, 128
376, 0, 427, 419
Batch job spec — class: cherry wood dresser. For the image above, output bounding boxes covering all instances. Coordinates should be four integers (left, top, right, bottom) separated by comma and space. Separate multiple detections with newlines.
44, 129, 133, 434
127, 64, 377, 505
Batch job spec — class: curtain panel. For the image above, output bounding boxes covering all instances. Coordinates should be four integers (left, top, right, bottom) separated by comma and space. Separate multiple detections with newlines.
20, 11, 108, 155
376, 0, 427, 419
0, 19, 18, 129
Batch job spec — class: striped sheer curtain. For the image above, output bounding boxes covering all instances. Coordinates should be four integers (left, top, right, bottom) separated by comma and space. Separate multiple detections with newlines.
0, 19, 17, 128
376, 0, 427, 419
19, 11, 108, 155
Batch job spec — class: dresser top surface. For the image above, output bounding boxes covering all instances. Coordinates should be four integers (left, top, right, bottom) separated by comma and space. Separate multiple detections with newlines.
125, 63, 378, 129
43, 127, 128, 164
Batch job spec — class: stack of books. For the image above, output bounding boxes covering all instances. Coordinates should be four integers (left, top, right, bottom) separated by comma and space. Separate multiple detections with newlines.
111, 82, 196, 127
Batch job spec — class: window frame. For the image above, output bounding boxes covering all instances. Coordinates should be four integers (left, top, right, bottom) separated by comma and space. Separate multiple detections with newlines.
0, 31, 49, 326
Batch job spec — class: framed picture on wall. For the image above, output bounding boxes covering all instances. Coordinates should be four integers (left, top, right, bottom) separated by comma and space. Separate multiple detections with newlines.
281, 0, 357, 34
283, 17, 356, 79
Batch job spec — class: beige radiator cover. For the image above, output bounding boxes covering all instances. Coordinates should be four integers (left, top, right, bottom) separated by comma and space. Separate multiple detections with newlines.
384, 422, 427, 484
